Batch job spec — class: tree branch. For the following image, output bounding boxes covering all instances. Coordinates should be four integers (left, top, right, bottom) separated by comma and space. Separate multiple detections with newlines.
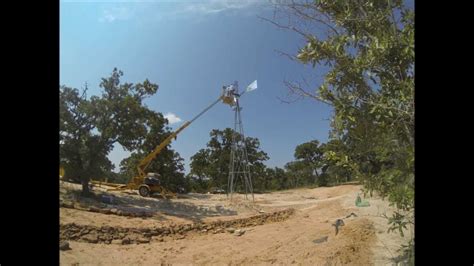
257, 15, 312, 40
283, 80, 332, 106
287, 0, 341, 36
275, 49, 298, 61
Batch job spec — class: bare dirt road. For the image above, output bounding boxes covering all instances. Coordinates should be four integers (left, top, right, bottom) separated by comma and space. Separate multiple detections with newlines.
60, 183, 412, 265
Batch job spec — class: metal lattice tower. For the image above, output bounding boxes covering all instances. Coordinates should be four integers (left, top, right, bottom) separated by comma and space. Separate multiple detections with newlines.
226, 86, 254, 201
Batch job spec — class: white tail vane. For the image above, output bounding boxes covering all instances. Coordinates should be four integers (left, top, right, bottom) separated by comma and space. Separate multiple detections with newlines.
246, 80, 257, 92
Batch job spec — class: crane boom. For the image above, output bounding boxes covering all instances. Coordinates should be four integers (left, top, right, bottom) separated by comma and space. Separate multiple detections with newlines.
133, 95, 223, 186
137, 120, 191, 177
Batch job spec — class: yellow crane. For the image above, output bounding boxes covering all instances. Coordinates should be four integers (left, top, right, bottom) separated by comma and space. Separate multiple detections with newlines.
100, 92, 226, 198
66, 82, 256, 198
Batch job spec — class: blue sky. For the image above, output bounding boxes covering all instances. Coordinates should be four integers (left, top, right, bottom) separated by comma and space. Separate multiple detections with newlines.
60, 0, 333, 173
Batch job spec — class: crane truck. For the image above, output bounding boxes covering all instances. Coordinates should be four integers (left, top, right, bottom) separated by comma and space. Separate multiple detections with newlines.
93, 91, 229, 198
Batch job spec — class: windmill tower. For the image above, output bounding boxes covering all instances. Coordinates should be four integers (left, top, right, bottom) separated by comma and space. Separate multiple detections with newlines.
221, 80, 258, 201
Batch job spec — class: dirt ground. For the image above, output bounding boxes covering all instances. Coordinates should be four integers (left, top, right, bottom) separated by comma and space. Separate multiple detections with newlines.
60, 182, 413, 265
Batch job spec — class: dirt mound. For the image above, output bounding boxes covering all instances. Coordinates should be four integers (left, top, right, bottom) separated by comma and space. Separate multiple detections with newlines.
324, 218, 376, 265
60, 184, 411, 265
60, 208, 295, 245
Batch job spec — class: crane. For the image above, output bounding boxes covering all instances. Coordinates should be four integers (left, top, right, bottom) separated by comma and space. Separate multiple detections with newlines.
109, 92, 225, 198
89, 80, 256, 198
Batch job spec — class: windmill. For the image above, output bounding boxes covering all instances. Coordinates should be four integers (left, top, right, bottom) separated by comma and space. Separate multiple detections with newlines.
221, 80, 258, 201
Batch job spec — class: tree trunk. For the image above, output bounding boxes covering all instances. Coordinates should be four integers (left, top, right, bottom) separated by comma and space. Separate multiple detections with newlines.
314, 169, 319, 184
81, 176, 91, 196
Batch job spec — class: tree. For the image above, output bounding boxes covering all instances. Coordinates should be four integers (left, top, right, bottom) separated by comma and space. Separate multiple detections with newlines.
266, 0, 414, 262
60, 68, 159, 195
272, 167, 289, 190
60, 86, 114, 193
320, 139, 354, 185
262, 166, 289, 191
189, 128, 269, 191
294, 140, 325, 184
188, 149, 213, 191
285, 160, 312, 188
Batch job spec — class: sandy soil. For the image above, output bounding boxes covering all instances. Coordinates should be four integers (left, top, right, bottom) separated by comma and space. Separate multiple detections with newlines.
60, 182, 413, 265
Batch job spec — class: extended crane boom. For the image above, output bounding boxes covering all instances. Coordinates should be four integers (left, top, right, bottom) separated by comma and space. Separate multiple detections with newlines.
121, 94, 223, 198
137, 96, 222, 177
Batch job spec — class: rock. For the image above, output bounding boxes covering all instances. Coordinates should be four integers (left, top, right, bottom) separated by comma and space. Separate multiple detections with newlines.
258, 210, 265, 213
313, 236, 328, 244
134, 230, 144, 236
226, 227, 236, 233
99, 209, 110, 214
62, 202, 74, 208
234, 229, 245, 236
89, 206, 100, 212
137, 237, 151, 243
122, 238, 131, 245
60, 241, 70, 251
213, 228, 224, 234
110, 208, 118, 214
150, 230, 160, 236
201, 229, 207, 233
111, 239, 122, 245
82, 233, 98, 243
176, 235, 185, 239
101, 195, 115, 204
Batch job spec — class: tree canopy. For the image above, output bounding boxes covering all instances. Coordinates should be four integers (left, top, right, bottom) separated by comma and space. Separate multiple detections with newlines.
60, 68, 185, 195
267, 0, 414, 262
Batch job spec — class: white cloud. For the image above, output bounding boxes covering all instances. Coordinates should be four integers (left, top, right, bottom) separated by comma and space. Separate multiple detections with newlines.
164, 112, 182, 124
80, 0, 267, 24
99, 7, 132, 23
178, 0, 264, 15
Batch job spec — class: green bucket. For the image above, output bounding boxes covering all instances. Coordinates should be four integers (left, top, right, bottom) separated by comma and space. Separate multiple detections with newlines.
355, 194, 370, 207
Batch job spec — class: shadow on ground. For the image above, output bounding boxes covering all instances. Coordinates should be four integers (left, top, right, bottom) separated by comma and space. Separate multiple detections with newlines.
61, 185, 238, 223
